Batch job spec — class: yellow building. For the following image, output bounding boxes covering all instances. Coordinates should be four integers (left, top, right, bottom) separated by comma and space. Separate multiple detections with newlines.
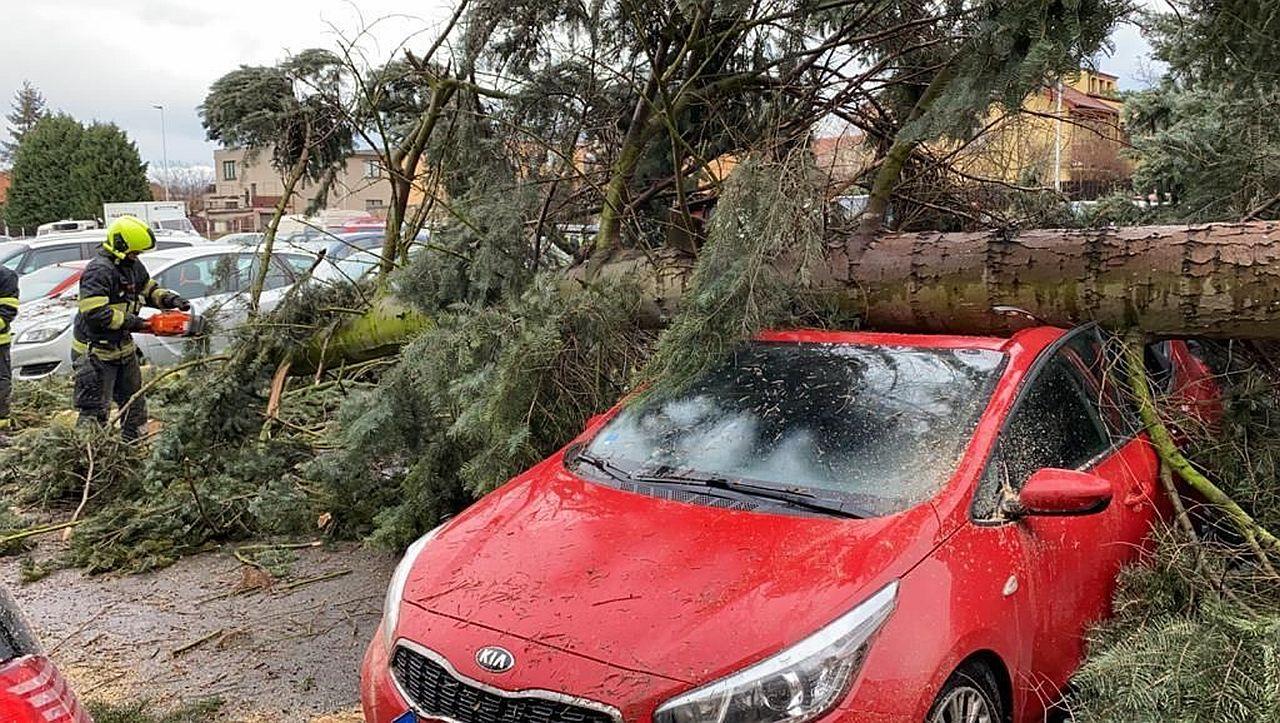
951, 69, 1128, 199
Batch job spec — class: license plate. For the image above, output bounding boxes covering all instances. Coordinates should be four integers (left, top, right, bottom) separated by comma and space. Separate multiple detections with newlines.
393, 712, 419, 723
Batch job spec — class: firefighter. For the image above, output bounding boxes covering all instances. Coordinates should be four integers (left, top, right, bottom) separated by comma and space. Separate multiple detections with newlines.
73, 216, 190, 440
0, 266, 17, 432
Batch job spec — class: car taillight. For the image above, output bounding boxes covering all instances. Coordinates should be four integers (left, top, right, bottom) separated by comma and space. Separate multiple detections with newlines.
0, 690, 42, 723
0, 656, 91, 723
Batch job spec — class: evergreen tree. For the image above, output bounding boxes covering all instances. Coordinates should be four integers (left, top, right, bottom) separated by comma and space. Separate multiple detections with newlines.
3, 114, 85, 229
1122, 3, 1280, 220
71, 122, 152, 212
1, 81, 48, 166
3, 115, 152, 229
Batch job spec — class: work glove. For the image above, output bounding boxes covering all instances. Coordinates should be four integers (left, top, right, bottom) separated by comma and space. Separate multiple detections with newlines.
173, 296, 192, 312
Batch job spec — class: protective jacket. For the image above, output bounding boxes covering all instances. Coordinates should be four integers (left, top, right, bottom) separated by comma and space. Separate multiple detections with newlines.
0, 268, 17, 345
73, 250, 183, 361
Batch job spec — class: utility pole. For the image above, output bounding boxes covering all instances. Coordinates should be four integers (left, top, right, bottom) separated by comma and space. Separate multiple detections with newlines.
153, 104, 171, 201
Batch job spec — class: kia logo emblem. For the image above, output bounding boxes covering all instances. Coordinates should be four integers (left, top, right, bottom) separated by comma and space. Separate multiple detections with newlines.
475, 646, 515, 673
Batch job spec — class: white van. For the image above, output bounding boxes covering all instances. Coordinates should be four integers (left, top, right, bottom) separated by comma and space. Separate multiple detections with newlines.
103, 201, 197, 235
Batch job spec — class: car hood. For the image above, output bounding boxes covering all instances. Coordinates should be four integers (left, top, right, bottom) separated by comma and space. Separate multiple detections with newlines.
403, 460, 943, 683
13, 300, 74, 331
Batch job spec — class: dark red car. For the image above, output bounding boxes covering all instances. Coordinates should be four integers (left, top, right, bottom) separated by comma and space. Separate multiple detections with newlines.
362, 324, 1218, 723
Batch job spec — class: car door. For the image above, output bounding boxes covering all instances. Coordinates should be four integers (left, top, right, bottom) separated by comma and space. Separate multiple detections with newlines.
977, 326, 1159, 695
254, 253, 306, 313
137, 253, 239, 365
195, 252, 290, 345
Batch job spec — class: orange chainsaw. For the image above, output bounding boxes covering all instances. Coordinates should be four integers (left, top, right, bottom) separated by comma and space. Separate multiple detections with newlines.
138, 310, 208, 337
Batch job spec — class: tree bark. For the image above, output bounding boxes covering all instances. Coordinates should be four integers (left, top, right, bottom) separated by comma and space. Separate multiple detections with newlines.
593, 221, 1280, 339
304, 220, 1280, 370
831, 221, 1280, 338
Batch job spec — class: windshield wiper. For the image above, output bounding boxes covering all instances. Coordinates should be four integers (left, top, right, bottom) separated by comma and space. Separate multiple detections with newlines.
632, 467, 868, 519
568, 446, 634, 484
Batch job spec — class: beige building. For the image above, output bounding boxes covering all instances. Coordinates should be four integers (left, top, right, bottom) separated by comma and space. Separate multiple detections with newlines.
203, 147, 392, 237
950, 69, 1129, 199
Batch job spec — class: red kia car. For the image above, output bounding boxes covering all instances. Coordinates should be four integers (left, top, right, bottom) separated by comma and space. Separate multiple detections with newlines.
362, 324, 1218, 723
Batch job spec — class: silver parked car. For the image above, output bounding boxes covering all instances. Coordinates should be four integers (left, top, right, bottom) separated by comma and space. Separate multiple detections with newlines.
10, 245, 315, 379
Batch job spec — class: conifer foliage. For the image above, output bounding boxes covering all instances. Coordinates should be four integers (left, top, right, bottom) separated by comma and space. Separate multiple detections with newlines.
3, 115, 150, 229
1, 81, 47, 166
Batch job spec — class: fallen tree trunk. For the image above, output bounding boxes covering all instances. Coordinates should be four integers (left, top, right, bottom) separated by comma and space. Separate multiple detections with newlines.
832, 222, 1280, 338
306, 220, 1280, 368
595, 221, 1280, 338
297, 294, 429, 373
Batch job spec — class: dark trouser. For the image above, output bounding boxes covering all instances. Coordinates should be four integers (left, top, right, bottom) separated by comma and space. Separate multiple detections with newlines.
0, 343, 10, 424
73, 351, 145, 440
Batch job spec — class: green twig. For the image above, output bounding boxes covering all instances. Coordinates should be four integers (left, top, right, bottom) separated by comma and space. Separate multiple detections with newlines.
0, 519, 83, 545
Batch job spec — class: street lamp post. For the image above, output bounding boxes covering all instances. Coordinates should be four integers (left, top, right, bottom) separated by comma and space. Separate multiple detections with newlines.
153, 104, 171, 201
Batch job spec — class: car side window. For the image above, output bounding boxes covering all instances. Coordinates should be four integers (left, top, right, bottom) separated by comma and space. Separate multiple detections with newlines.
21, 245, 82, 274
280, 253, 315, 277
974, 335, 1113, 519
156, 255, 237, 299
1060, 329, 1139, 439
260, 256, 294, 290
231, 254, 293, 291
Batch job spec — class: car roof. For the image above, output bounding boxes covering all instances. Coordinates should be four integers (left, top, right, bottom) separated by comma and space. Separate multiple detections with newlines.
28, 230, 103, 243
756, 326, 1069, 366
143, 243, 318, 264
26, 231, 208, 247
141, 245, 241, 266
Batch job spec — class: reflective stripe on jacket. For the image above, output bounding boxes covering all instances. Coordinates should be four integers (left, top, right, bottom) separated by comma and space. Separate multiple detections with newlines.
72, 250, 180, 360
0, 268, 17, 346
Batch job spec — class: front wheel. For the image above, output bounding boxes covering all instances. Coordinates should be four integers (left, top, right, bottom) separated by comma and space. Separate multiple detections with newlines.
926, 661, 1005, 723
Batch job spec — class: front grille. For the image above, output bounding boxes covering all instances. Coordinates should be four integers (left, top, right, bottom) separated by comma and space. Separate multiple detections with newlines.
19, 362, 59, 377
391, 646, 615, 723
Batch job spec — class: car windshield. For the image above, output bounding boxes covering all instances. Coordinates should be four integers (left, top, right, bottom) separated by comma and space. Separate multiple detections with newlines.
18, 265, 77, 302
0, 243, 27, 270
581, 342, 1006, 516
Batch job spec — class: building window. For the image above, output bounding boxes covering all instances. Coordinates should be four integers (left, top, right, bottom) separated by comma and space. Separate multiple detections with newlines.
366, 198, 385, 211
223, 160, 237, 180
363, 160, 382, 179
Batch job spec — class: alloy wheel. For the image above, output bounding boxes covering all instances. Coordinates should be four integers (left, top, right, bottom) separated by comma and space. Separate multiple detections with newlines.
929, 685, 995, 723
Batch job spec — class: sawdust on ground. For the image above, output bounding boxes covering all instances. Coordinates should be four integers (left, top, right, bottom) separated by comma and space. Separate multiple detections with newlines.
2, 542, 396, 722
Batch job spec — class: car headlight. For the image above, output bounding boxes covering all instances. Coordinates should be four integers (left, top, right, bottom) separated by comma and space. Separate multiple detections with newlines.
654, 581, 898, 723
15, 322, 69, 345
382, 524, 444, 651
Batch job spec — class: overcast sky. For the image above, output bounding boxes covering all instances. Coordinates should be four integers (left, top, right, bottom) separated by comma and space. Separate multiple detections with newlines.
1, 0, 1161, 170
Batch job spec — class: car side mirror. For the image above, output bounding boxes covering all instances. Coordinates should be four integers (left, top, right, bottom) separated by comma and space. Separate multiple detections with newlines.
1007, 468, 1112, 517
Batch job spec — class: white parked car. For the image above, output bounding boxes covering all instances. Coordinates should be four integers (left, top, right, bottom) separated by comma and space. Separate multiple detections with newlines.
0, 231, 210, 277
311, 245, 385, 285
10, 245, 315, 379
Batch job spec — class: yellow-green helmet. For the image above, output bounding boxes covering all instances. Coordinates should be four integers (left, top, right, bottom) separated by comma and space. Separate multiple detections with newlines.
103, 216, 156, 259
